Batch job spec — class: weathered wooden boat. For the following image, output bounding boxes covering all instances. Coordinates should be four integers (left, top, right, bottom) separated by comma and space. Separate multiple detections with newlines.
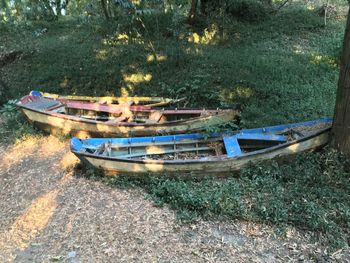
17, 93, 240, 138
70, 118, 332, 175
29, 90, 185, 107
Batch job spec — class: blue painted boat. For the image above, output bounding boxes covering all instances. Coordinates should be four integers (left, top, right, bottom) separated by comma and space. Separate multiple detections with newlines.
70, 118, 332, 175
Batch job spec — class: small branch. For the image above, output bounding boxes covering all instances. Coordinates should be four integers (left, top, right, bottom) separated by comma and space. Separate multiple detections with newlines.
275, 0, 290, 13
324, 0, 330, 27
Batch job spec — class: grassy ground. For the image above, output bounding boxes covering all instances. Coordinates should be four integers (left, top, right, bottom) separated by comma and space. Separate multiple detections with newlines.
1, 2, 349, 252
0, 4, 344, 127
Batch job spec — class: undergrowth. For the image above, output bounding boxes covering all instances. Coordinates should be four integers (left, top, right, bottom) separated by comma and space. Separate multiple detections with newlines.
0, 3, 346, 127
0, 100, 39, 143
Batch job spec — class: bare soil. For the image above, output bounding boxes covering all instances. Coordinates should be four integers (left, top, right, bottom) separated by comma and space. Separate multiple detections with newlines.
0, 136, 349, 262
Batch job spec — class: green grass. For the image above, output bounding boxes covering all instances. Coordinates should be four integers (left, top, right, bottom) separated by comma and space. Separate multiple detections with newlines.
0, 4, 345, 127
1, 2, 350, 250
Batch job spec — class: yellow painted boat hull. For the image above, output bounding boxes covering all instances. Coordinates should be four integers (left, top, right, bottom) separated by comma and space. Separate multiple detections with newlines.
20, 107, 238, 138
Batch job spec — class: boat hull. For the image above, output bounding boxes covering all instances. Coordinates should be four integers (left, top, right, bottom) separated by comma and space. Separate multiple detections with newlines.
20, 107, 237, 138
72, 129, 330, 175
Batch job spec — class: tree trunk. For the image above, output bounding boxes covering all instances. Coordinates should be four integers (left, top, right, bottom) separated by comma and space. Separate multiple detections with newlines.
201, 0, 209, 14
188, 0, 198, 25
101, 0, 110, 20
331, 7, 350, 153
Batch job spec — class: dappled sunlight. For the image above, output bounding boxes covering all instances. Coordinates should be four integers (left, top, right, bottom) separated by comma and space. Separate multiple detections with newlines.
85, 157, 165, 174
115, 33, 129, 43
123, 73, 152, 84
146, 54, 167, 62
288, 143, 302, 153
185, 46, 203, 56
122, 72, 153, 91
59, 152, 79, 171
145, 145, 166, 155
0, 190, 58, 260
102, 32, 144, 47
60, 76, 69, 88
309, 53, 337, 68
0, 171, 73, 261
220, 86, 254, 102
95, 49, 109, 60
94, 48, 120, 60
120, 86, 131, 97
187, 24, 221, 45
102, 33, 129, 46
293, 44, 305, 54
306, 4, 316, 11
0, 136, 66, 171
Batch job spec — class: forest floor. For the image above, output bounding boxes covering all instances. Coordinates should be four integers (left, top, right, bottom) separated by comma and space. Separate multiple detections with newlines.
0, 136, 349, 262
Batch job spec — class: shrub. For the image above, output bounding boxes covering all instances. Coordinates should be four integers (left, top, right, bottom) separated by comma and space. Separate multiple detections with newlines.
226, 0, 270, 22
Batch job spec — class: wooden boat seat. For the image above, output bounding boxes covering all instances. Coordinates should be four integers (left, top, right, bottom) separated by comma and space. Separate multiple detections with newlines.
25, 97, 61, 110
65, 101, 124, 115
146, 111, 163, 124
223, 136, 242, 157
223, 133, 287, 157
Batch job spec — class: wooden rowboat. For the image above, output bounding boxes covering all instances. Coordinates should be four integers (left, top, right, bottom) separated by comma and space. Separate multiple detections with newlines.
70, 118, 332, 175
30, 90, 185, 107
17, 93, 240, 138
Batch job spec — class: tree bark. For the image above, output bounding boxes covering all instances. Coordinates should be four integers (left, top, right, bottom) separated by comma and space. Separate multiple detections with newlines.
188, 0, 198, 25
101, 0, 110, 20
331, 7, 350, 153
201, 0, 210, 14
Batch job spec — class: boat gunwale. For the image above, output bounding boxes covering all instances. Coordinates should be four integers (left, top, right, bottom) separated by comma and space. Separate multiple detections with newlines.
36, 91, 187, 107
71, 126, 331, 165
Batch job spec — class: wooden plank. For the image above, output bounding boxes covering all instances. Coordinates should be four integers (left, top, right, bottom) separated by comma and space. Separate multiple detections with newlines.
223, 136, 242, 157
46, 103, 64, 111
106, 116, 128, 123
65, 101, 140, 114
144, 109, 228, 115
25, 97, 60, 110
116, 146, 212, 158
105, 137, 222, 149
40, 92, 183, 107
236, 133, 286, 142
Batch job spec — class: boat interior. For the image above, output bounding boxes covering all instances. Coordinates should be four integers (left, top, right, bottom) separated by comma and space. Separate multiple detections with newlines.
20, 95, 238, 124
79, 130, 312, 160
73, 119, 332, 161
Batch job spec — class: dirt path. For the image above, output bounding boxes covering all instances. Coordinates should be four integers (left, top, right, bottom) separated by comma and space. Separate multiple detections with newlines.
0, 136, 349, 262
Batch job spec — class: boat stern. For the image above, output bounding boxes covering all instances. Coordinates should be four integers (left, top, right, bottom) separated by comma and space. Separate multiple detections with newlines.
70, 137, 84, 152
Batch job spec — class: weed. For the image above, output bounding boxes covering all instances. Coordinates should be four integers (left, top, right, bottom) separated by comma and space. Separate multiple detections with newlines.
0, 100, 39, 143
